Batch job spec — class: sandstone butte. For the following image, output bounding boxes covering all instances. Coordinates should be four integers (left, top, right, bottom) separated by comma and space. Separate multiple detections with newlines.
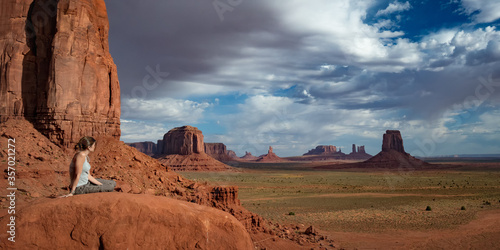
125, 141, 157, 156
204, 142, 236, 162
0, 0, 121, 149
240, 151, 259, 161
315, 130, 430, 170
156, 126, 234, 171
257, 146, 286, 162
0, 193, 254, 250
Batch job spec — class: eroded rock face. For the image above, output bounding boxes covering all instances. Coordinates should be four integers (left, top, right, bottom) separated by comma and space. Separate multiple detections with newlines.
126, 141, 157, 156
161, 126, 204, 155
204, 143, 234, 162
0, 193, 254, 250
382, 130, 405, 153
0, 0, 121, 148
227, 150, 238, 159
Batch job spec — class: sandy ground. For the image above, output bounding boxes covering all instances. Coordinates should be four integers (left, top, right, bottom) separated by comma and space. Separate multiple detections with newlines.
325, 209, 500, 250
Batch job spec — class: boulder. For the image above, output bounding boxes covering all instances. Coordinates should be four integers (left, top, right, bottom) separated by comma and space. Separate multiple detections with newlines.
0, 193, 254, 249
0, 0, 121, 148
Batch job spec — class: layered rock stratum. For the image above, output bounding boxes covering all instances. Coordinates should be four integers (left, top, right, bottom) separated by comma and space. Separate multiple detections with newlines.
0, 0, 121, 148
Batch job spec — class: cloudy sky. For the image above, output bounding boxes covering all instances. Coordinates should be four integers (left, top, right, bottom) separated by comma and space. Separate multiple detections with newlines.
105, 0, 500, 157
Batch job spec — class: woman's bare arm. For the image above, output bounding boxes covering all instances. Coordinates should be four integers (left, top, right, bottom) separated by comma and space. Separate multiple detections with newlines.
60, 154, 84, 198
88, 174, 102, 185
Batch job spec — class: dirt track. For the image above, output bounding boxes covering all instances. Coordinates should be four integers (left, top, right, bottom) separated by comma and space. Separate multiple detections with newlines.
327, 209, 500, 249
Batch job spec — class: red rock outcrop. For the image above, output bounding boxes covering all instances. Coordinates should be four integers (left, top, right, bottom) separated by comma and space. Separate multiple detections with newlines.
0, 193, 254, 250
241, 151, 259, 161
204, 143, 235, 162
382, 130, 405, 153
304, 145, 337, 155
257, 146, 285, 162
156, 126, 233, 171
160, 126, 204, 155
0, 0, 121, 148
227, 150, 238, 159
126, 141, 157, 156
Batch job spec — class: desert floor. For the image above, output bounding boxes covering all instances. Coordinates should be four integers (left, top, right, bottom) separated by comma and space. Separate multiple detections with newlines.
181, 160, 500, 249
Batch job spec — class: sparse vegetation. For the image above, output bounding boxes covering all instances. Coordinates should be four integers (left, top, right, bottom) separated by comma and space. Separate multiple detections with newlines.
289, 212, 295, 215
180, 162, 500, 233
461, 206, 466, 210
426, 206, 432, 211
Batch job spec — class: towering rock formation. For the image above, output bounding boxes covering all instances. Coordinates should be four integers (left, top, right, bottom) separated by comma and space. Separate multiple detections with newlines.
364, 130, 429, 169
204, 143, 235, 162
0, 0, 121, 148
303, 145, 337, 155
352, 144, 357, 153
156, 126, 232, 171
126, 141, 157, 156
160, 126, 204, 155
382, 130, 405, 153
257, 146, 285, 162
357, 146, 366, 154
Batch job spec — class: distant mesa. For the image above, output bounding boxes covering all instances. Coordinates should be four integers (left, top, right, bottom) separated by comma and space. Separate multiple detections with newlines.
382, 130, 405, 153
227, 150, 238, 159
304, 145, 337, 155
204, 143, 237, 162
240, 151, 259, 161
257, 146, 286, 162
125, 141, 157, 156
289, 144, 371, 161
155, 126, 233, 171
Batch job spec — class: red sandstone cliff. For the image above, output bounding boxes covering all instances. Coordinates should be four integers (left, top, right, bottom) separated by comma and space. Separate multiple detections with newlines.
0, 0, 121, 148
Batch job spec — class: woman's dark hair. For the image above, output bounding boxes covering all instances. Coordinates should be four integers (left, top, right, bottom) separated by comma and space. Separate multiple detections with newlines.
75, 136, 96, 151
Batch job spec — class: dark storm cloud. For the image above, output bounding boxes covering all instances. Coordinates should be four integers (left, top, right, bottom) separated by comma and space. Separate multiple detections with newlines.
105, 0, 305, 98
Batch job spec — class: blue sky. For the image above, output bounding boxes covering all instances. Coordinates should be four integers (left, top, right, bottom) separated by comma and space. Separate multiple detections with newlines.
105, 0, 500, 157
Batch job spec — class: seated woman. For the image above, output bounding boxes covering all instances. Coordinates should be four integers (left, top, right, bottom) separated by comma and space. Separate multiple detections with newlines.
60, 136, 116, 198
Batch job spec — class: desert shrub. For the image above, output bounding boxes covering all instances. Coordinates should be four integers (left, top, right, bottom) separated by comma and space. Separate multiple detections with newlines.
425, 206, 432, 211
288, 212, 295, 215
461, 206, 466, 210
483, 201, 491, 205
